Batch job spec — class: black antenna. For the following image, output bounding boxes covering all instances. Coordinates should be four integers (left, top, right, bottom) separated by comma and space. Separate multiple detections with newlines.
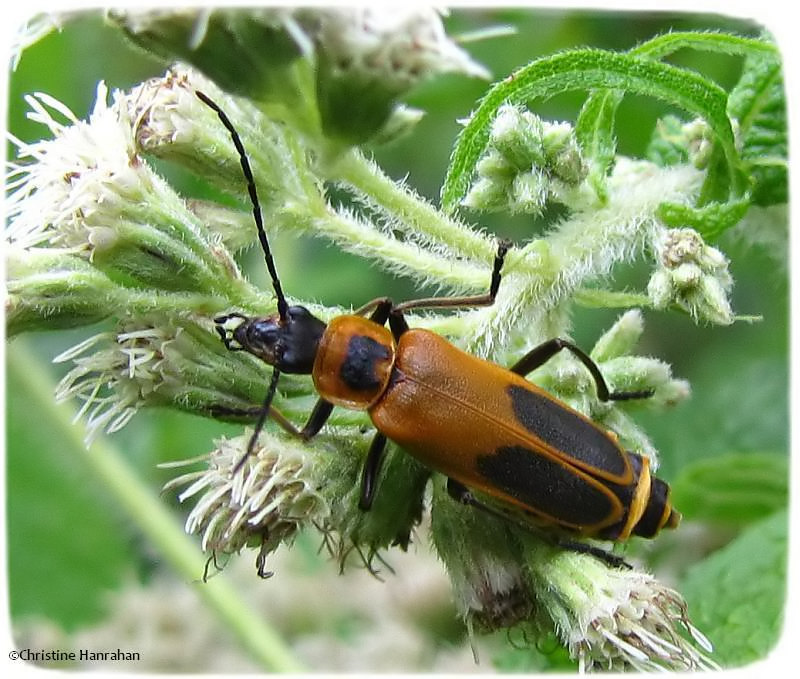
196, 90, 288, 474
227, 366, 283, 475
195, 90, 288, 320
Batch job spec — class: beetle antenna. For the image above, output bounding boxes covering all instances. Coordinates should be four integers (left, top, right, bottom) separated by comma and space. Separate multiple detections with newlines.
232, 366, 283, 475
195, 90, 288, 320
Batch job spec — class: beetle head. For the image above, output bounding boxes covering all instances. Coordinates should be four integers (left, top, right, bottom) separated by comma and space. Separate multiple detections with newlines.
215, 305, 326, 374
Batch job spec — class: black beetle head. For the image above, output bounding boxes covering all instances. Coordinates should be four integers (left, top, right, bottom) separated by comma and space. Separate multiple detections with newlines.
215, 305, 326, 375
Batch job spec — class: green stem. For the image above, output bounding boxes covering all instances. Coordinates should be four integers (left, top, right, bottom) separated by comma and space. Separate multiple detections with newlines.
8, 341, 303, 672
282, 195, 489, 291
332, 149, 494, 261
573, 288, 652, 309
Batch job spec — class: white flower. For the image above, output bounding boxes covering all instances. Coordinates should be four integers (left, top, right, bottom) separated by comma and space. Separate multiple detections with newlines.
6, 83, 143, 250
163, 433, 329, 574
524, 544, 719, 672
648, 227, 734, 324
53, 324, 172, 442
313, 8, 489, 86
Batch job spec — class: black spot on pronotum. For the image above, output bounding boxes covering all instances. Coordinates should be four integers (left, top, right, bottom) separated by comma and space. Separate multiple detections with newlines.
340, 335, 391, 391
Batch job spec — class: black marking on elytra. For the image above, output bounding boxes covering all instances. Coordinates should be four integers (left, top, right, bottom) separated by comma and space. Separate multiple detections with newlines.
476, 445, 615, 526
507, 384, 628, 478
340, 335, 391, 391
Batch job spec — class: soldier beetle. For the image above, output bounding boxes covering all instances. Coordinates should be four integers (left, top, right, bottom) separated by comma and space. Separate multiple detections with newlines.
197, 91, 680, 564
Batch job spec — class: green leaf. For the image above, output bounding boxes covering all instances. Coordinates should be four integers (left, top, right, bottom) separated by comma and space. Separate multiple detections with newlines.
657, 197, 750, 241
442, 48, 740, 213
728, 49, 787, 206
646, 114, 691, 167
670, 451, 788, 523
681, 510, 787, 667
575, 33, 776, 201
630, 31, 779, 60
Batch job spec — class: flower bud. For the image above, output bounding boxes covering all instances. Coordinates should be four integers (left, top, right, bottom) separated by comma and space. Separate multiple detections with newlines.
543, 121, 586, 184
648, 228, 734, 324
510, 169, 549, 215
591, 309, 645, 362
464, 106, 585, 214
491, 104, 545, 170
648, 115, 713, 169
108, 9, 307, 103
6, 247, 121, 335
311, 8, 488, 144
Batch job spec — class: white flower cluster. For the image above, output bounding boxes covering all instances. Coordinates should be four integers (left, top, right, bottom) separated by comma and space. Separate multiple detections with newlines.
163, 433, 329, 573
314, 8, 489, 86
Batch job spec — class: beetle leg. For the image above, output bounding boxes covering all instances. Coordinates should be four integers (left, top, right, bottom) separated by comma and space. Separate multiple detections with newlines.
298, 398, 335, 439
445, 478, 517, 524
556, 538, 632, 569
447, 480, 632, 568
391, 240, 511, 314
388, 310, 410, 338
356, 242, 511, 340
510, 338, 654, 401
359, 432, 388, 510
352, 296, 393, 319
210, 398, 333, 441
255, 531, 275, 579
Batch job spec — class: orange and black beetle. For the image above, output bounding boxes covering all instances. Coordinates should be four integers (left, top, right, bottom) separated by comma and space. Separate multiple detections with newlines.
199, 91, 680, 559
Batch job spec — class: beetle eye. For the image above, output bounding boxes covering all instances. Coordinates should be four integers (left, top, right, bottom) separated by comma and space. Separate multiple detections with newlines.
248, 320, 280, 348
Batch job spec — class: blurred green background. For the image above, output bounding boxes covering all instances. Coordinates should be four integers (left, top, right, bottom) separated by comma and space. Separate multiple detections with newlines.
6, 8, 787, 672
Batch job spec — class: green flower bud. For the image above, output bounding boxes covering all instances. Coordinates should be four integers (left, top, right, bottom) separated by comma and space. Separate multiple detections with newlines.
128, 68, 315, 215
647, 115, 713, 169
591, 309, 645, 362
465, 107, 586, 214
475, 149, 516, 182
648, 228, 734, 324
5, 247, 121, 335
510, 169, 549, 215
646, 269, 673, 309
108, 9, 308, 105
542, 121, 586, 184
462, 176, 511, 212
491, 104, 545, 170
